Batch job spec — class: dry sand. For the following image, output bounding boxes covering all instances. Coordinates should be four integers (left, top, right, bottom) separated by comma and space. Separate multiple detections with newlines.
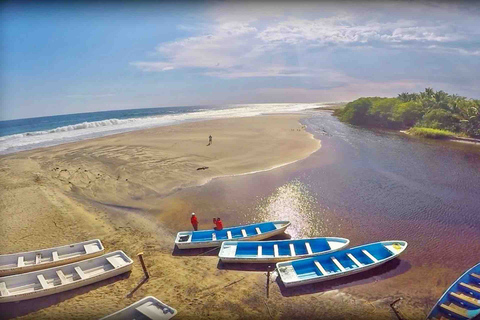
0, 114, 419, 319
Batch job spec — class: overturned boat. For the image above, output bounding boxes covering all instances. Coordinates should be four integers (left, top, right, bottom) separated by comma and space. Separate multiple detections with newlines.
219, 237, 349, 263
175, 221, 290, 249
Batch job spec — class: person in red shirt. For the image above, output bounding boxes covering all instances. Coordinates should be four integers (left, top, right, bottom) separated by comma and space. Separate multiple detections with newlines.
215, 217, 223, 231
191, 212, 198, 231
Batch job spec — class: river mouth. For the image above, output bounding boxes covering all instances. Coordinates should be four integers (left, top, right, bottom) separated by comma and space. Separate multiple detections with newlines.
153, 110, 480, 307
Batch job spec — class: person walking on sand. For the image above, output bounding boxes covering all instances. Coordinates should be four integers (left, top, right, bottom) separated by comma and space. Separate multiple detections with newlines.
191, 212, 198, 231
207, 135, 212, 146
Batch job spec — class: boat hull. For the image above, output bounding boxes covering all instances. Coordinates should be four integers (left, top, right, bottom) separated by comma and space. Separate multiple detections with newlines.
175, 221, 290, 249
276, 240, 407, 288
0, 239, 104, 276
0, 250, 132, 303
100, 296, 177, 320
219, 237, 350, 263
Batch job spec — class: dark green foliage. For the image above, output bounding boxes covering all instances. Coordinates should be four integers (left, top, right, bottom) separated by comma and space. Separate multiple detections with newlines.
334, 88, 480, 137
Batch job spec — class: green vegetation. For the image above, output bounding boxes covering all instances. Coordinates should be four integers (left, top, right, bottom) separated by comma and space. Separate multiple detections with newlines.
334, 88, 480, 138
406, 127, 455, 139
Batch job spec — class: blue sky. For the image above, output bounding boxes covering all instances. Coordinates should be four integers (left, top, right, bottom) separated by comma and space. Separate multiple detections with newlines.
2, 1, 480, 120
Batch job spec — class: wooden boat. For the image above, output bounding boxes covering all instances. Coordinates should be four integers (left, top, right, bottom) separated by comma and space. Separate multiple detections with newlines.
0, 250, 133, 303
426, 262, 480, 320
276, 240, 407, 287
219, 237, 350, 263
100, 296, 177, 320
175, 221, 290, 249
0, 239, 104, 276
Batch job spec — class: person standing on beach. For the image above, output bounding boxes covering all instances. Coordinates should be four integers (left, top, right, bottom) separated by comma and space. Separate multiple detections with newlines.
215, 217, 223, 230
207, 135, 212, 146
191, 212, 198, 231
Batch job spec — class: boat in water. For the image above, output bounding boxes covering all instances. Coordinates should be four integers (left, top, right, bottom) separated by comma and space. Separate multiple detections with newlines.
175, 221, 290, 249
0, 250, 133, 303
218, 237, 349, 263
0, 239, 104, 276
276, 240, 407, 287
426, 262, 480, 320
100, 296, 177, 320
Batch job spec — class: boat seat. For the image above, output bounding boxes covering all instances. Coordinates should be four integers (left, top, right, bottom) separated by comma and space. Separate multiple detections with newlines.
289, 243, 296, 257
331, 257, 346, 272
84, 244, 97, 254
52, 251, 59, 262
362, 250, 378, 263
37, 274, 50, 290
460, 282, 480, 294
472, 273, 480, 281
35, 253, 42, 265
17, 256, 25, 267
241, 229, 247, 237
274, 244, 279, 257
314, 260, 327, 275
257, 245, 262, 257
136, 303, 163, 319
227, 231, 232, 240
440, 303, 468, 318
347, 253, 363, 268
305, 242, 313, 255
56, 270, 68, 285
255, 227, 261, 235
0, 282, 9, 297
75, 266, 87, 280
450, 292, 480, 307
212, 233, 217, 241
106, 256, 122, 269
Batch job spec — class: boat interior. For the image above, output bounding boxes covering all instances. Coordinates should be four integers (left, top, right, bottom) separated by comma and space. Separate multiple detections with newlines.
190, 222, 279, 242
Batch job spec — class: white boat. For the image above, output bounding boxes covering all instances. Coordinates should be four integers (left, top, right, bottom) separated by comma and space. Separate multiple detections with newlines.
0, 239, 104, 276
276, 240, 408, 287
219, 237, 350, 263
0, 250, 133, 303
100, 296, 177, 320
175, 221, 291, 249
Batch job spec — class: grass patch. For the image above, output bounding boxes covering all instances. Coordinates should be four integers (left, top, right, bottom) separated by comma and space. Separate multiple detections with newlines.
406, 127, 455, 139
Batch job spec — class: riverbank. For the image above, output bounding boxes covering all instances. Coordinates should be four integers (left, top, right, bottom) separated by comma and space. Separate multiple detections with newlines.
401, 129, 480, 145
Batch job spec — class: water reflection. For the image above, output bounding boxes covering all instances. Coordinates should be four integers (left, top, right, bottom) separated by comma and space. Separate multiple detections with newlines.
251, 180, 330, 238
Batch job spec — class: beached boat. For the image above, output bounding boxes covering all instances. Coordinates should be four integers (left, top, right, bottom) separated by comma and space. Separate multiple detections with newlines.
426, 262, 480, 320
100, 296, 177, 320
219, 237, 350, 263
0, 239, 104, 276
0, 250, 133, 303
276, 240, 407, 287
175, 221, 291, 249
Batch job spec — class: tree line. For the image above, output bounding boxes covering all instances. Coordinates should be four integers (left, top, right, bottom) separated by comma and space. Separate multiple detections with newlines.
334, 88, 480, 137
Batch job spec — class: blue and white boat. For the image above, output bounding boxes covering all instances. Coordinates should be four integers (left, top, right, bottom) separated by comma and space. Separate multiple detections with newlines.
276, 240, 407, 287
219, 237, 350, 263
426, 262, 480, 320
175, 221, 290, 249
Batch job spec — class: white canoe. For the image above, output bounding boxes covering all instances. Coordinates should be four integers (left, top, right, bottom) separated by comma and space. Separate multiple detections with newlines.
0, 250, 133, 303
276, 240, 408, 287
0, 239, 104, 276
219, 237, 350, 263
100, 296, 177, 320
175, 221, 291, 249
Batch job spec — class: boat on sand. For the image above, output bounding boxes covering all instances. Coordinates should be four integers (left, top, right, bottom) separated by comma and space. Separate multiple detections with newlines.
276, 240, 407, 287
426, 262, 480, 320
100, 296, 177, 320
175, 221, 290, 249
219, 237, 349, 263
0, 239, 104, 276
0, 250, 133, 303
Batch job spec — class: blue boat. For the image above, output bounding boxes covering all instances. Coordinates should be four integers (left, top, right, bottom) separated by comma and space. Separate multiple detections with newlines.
276, 240, 407, 287
175, 221, 290, 249
218, 237, 350, 263
426, 262, 480, 320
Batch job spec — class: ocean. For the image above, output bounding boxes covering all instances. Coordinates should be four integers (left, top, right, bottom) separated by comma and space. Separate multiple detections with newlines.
0, 103, 322, 155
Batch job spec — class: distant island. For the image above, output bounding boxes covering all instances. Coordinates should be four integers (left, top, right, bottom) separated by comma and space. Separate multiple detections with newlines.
333, 88, 480, 139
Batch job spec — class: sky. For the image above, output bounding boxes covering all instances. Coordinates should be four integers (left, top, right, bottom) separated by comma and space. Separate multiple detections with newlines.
1, 0, 480, 120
